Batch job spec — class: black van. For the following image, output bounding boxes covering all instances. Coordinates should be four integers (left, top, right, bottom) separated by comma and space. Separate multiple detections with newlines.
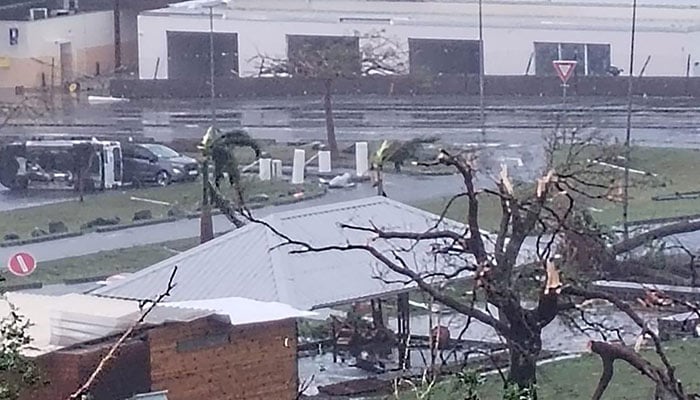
121, 143, 199, 186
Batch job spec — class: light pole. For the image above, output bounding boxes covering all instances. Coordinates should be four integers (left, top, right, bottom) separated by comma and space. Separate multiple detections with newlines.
200, 2, 222, 243
478, 0, 485, 141
209, 5, 217, 127
622, 0, 638, 241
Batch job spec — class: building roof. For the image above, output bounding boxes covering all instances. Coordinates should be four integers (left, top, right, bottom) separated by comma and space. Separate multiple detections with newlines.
164, 297, 316, 325
147, 0, 700, 33
0, 292, 312, 356
93, 196, 479, 310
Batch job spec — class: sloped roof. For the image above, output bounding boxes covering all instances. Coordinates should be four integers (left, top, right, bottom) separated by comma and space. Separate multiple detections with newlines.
1, 292, 314, 357
93, 196, 477, 310
164, 297, 316, 325
0, 292, 214, 357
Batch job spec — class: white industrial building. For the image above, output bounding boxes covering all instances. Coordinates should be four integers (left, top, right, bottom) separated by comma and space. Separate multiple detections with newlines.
137, 0, 700, 81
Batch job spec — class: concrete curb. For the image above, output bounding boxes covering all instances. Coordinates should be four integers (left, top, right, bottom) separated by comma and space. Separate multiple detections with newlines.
0, 188, 328, 248
95, 217, 179, 233
0, 231, 84, 248
627, 213, 700, 227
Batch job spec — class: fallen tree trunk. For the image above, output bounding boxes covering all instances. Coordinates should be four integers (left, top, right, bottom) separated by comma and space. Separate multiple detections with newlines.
612, 220, 700, 255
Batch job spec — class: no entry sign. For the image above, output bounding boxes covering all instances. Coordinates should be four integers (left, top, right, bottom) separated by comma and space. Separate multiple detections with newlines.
8, 252, 36, 277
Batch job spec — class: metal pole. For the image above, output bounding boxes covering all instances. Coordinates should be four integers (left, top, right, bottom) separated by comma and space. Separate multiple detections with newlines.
209, 6, 217, 127
562, 83, 567, 142
622, 0, 638, 241
201, 5, 217, 244
478, 0, 485, 140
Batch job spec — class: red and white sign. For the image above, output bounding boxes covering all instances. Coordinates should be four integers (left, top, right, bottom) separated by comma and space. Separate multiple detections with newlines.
8, 252, 36, 277
552, 60, 578, 84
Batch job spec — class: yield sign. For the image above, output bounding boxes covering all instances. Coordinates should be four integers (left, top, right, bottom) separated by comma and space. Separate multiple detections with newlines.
8, 252, 36, 277
552, 60, 578, 84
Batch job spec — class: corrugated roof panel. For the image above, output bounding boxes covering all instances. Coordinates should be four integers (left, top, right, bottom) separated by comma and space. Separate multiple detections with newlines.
94, 197, 477, 310
95, 224, 281, 303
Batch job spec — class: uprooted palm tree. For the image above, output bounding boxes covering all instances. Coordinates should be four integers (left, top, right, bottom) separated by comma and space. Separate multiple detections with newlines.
198, 126, 261, 241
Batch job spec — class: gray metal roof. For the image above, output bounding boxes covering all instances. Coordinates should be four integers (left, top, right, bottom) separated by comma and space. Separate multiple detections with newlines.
93, 196, 476, 310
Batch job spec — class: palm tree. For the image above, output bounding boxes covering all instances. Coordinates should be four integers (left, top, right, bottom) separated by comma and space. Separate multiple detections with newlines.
371, 137, 437, 197
198, 127, 261, 240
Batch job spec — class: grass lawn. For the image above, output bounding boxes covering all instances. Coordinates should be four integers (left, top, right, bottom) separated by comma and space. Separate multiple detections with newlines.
413, 147, 700, 229
0, 178, 321, 239
0, 237, 199, 288
391, 339, 700, 399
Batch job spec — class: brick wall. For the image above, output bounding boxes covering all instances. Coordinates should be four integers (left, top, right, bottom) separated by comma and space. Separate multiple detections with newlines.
23, 338, 150, 400
149, 317, 298, 400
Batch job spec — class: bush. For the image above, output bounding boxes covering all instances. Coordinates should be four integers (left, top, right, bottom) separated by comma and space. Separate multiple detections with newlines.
167, 205, 185, 218
81, 216, 121, 230
48, 221, 68, 234
133, 209, 153, 222
31, 227, 48, 238
3, 233, 19, 241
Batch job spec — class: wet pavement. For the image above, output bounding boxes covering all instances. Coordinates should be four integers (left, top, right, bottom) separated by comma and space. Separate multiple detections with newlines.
3, 95, 700, 150
298, 303, 665, 397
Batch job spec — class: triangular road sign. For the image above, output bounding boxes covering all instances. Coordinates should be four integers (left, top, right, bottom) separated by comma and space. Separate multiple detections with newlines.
552, 60, 578, 84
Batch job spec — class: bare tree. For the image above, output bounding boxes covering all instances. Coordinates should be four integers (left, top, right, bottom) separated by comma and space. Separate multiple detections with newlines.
69, 267, 178, 400
203, 130, 700, 397
251, 31, 407, 157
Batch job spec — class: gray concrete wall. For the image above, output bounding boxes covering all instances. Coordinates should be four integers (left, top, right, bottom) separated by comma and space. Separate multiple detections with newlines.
110, 75, 700, 99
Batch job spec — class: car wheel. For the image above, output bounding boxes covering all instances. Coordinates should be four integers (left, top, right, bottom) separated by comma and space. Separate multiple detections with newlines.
155, 170, 171, 187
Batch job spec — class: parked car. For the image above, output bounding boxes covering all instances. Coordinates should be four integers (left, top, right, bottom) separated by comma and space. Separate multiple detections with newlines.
122, 143, 199, 186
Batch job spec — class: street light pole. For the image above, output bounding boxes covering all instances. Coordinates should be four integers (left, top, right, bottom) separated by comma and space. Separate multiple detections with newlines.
201, 5, 217, 244
209, 5, 217, 127
478, 0, 485, 141
622, 0, 638, 241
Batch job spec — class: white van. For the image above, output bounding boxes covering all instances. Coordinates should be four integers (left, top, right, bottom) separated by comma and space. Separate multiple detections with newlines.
0, 136, 123, 191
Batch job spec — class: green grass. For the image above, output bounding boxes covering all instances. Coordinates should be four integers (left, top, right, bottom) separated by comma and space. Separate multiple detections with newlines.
413, 147, 700, 229
0, 179, 320, 239
596, 146, 700, 224
413, 193, 504, 231
0, 237, 199, 288
391, 340, 700, 399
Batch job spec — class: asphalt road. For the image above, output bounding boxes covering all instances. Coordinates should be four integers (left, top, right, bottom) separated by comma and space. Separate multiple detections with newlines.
3, 95, 700, 150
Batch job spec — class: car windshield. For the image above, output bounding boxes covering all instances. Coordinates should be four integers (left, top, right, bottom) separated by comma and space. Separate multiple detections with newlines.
142, 144, 180, 159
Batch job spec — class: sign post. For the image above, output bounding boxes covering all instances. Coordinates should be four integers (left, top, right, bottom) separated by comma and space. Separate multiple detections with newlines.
553, 60, 578, 141
8, 252, 36, 277
553, 60, 577, 100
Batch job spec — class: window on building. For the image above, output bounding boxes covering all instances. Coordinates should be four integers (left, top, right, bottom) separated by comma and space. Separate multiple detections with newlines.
166, 31, 239, 80
286, 35, 361, 77
534, 42, 611, 76
408, 38, 481, 76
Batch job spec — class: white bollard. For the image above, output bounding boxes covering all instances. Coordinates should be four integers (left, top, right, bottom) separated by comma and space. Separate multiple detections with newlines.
258, 158, 272, 181
355, 142, 369, 177
318, 150, 332, 173
271, 159, 283, 179
292, 149, 305, 184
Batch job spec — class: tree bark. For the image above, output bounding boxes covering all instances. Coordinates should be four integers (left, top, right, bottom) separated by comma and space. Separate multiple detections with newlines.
508, 340, 538, 390
612, 219, 700, 255
200, 160, 214, 244
323, 79, 339, 158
